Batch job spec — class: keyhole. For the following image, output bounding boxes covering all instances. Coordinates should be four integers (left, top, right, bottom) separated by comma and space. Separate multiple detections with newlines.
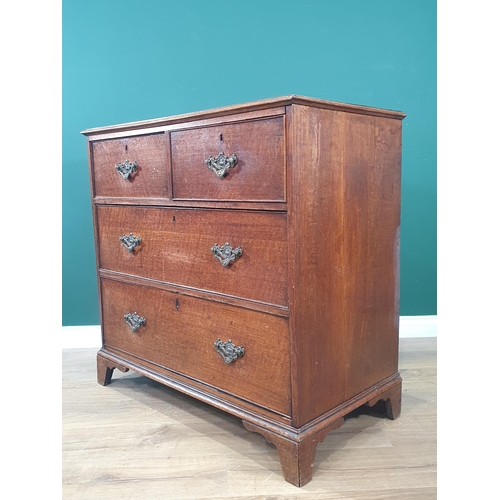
175, 298, 179, 310
172, 215, 176, 223
125, 144, 128, 152
220, 133, 223, 141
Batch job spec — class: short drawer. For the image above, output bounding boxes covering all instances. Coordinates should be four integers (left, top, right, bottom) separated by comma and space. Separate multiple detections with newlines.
97, 206, 288, 307
92, 132, 169, 198
171, 116, 285, 202
101, 278, 291, 415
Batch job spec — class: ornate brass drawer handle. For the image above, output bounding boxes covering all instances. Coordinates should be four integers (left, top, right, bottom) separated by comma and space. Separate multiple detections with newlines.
124, 312, 146, 332
205, 152, 237, 178
214, 339, 245, 364
115, 160, 138, 180
211, 242, 242, 267
120, 233, 142, 252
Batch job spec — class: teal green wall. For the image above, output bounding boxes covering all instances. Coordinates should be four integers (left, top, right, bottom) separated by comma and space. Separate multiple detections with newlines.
63, 0, 436, 325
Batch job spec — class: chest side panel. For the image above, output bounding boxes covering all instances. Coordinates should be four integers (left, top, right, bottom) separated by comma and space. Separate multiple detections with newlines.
288, 106, 402, 427
341, 114, 401, 400
287, 105, 346, 427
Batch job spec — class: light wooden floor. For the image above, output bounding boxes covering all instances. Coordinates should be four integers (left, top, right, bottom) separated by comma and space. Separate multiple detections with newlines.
62, 338, 436, 499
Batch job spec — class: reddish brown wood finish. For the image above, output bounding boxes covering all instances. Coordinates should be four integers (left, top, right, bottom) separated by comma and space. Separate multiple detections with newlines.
366, 379, 402, 420
342, 115, 402, 400
96, 353, 129, 386
286, 105, 346, 427
100, 277, 291, 415
96, 206, 288, 307
287, 105, 402, 427
81, 95, 404, 137
98, 269, 289, 317
243, 418, 344, 487
82, 95, 404, 488
171, 116, 285, 202
92, 133, 169, 198
96, 348, 293, 425
93, 197, 287, 211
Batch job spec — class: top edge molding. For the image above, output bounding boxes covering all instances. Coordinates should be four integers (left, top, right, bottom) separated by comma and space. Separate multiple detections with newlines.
81, 95, 406, 136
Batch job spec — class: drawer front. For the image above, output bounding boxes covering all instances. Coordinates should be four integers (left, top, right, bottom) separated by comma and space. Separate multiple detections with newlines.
171, 117, 285, 202
97, 206, 288, 307
101, 278, 291, 415
92, 133, 169, 198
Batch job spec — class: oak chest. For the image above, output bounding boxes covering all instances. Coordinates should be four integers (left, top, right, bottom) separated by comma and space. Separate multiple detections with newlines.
82, 95, 405, 487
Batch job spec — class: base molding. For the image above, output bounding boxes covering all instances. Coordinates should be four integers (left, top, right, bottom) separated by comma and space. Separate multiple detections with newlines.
243, 418, 344, 487
96, 348, 402, 487
243, 377, 401, 487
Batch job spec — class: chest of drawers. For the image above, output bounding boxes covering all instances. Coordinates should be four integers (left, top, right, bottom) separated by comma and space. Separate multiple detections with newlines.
82, 95, 405, 487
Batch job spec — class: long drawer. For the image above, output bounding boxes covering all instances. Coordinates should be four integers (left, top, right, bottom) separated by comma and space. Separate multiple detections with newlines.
100, 278, 291, 415
97, 206, 288, 307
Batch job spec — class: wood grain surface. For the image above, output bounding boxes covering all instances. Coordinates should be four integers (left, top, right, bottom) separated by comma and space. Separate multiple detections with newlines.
342, 114, 402, 400
171, 116, 285, 202
81, 94, 404, 136
100, 278, 291, 415
62, 338, 435, 500
97, 206, 288, 306
83, 96, 405, 488
92, 132, 169, 198
287, 105, 402, 427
